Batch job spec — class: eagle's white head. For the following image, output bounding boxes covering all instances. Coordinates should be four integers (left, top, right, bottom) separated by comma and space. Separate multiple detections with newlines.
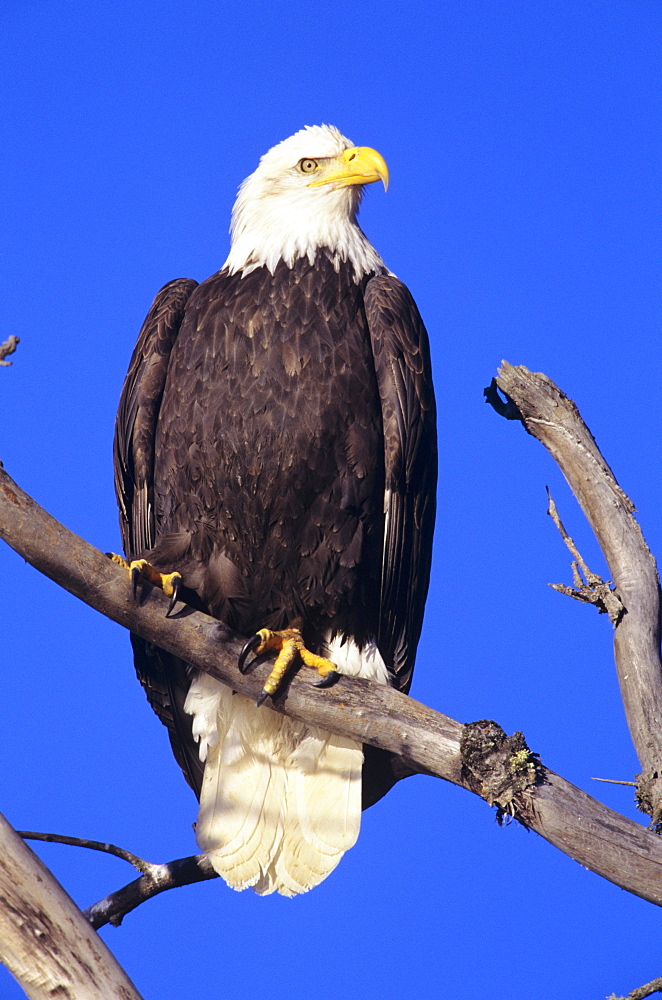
223, 125, 389, 280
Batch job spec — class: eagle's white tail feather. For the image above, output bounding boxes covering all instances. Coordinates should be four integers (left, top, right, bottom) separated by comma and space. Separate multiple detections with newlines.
272, 733, 362, 895
291, 732, 362, 852
194, 687, 286, 891
185, 638, 387, 896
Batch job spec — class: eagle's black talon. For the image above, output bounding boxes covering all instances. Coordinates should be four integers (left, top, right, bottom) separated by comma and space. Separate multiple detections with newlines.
239, 633, 262, 674
165, 578, 181, 618
256, 690, 269, 708
313, 669, 340, 688
130, 564, 142, 598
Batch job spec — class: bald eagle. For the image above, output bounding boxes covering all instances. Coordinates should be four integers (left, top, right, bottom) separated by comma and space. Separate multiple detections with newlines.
114, 125, 436, 896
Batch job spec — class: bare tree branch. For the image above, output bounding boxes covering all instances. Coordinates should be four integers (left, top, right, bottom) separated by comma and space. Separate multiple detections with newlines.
83, 855, 218, 929
0, 334, 19, 366
490, 363, 662, 826
3, 437, 662, 911
608, 976, 662, 1000
0, 813, 143, 999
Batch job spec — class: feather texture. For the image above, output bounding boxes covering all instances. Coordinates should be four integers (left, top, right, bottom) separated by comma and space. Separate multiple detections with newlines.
113, 126, 437, 895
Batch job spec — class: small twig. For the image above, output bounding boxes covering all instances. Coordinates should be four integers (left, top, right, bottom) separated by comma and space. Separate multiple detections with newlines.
17, 830, 154, 874
0, 335, 19, 367
608, 975, 662, 1000
590, 778, 637, 787
547, 489, 600, 583
547, 489, 624, 626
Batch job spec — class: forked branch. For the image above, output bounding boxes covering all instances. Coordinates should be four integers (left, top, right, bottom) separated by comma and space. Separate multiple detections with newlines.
16, 830, 218, 929
489, 363, 662, 826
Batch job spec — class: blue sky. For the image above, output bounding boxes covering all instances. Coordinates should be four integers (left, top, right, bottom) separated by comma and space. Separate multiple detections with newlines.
2, 2, 662, 997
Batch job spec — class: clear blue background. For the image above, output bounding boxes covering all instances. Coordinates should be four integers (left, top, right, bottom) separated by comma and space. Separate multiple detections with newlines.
1, 2, 661, 998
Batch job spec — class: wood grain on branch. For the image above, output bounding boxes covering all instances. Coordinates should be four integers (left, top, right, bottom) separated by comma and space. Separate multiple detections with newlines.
0, 813, 143, 1000
492, 363, 662, 825
2, 460, 662, 911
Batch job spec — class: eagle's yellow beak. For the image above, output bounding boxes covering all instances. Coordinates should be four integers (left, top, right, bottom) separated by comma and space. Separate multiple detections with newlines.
308, 146, 389, 192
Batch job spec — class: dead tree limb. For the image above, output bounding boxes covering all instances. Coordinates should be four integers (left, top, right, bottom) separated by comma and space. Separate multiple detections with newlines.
608, 977, 662, 1000
0, 334, 19, 366
490, 363, 662, 826
84, 856, 218, 930
0, 813, 143, 1000
2, 461, 662, 913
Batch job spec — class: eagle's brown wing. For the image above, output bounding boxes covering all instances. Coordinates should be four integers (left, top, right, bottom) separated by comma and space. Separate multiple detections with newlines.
113, 278, 204, 796
361, 274, 437, 807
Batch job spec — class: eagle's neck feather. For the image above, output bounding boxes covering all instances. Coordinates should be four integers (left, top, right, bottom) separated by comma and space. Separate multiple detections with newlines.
223, 183, 386, 282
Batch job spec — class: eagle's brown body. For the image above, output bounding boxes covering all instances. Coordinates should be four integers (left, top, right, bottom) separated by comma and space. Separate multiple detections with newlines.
114, 126, 436, 895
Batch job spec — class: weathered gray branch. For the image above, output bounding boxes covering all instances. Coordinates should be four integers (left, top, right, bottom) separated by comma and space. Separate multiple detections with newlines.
2, 454, 662, 914
492, 363, 662, 825
0, 813, 143, 999
0, 334, 19, 367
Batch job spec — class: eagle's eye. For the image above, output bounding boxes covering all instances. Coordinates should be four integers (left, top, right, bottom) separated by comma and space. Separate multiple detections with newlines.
298, 158, 319, 174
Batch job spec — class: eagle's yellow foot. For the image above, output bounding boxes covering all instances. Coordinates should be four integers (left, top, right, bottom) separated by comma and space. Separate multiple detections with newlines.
108, 553, 182, 617
238, 627, 340, 707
